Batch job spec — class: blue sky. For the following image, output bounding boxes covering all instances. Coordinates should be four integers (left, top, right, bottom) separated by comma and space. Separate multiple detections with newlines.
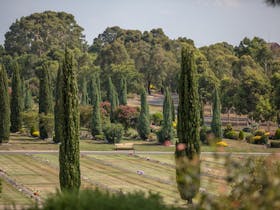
0, 0, 279, 47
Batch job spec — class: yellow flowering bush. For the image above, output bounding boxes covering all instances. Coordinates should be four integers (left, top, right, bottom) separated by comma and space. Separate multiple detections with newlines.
216, 141, 228, 147
32, 131, 40, 137
253, 135, 262, 141
149, 84, 155, 90
172, 121, 177, 129
265, 132, 270, 136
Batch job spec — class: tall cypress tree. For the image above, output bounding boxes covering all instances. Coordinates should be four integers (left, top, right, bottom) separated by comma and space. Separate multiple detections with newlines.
10, 61, 22, 132
200, 99, 204, 126
80, 77, 88, 105
119, 77, 127, 105
39, 63, 53, 139
137, 89, 150, 140
54, 65, 63, 143
158, 88, 173, 143
24, 83, 33, 111
91, 75, 102, 138
0, 65, 10, 143
57, 49, 81, 191
176, 46, 200, 204
96, 73, 101, 102
171, 97, 176, 122
89, 73, 101, 105
108, 77, 119, 122
211, 87, 222, 139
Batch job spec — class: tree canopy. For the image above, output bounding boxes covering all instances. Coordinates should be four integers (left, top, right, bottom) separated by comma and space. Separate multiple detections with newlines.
5, 11, 86, 56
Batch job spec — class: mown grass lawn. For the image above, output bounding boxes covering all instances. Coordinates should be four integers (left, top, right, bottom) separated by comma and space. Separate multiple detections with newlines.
0, 178, 33, 206
1, 133, 279, 153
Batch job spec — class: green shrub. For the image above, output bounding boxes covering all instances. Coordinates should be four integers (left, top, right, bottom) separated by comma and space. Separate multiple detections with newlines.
246, 135, 254, 143
27, 189, 178, 210
115, 105, 139, 130
79, 105, 92, 130
156, 127, 175, 144
195, 157, 280, 210
224, 130, 239, 140
103, 123, 124, 144
124, 128, 138, 139
223, 124, 233, 136
247, 135, 268, 145
39, 114, 54, 139
200, 126, 208, 144
150, 112, 163, 126
274, 128, 280, 140
270, 140, 280, 148
239, 130, 245, 140
22, 111, 38, 132
94, 134, 104, 141
260, 135, 268, 144
30, 125, 36, 136
148, 133, 157, 141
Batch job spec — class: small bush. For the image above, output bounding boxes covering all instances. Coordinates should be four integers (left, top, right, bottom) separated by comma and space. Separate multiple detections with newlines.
274, 128, 280, 140
200, 126, 208, 144
124, 128, 138, 139
156, 124, 174, 144
223, 124, 233, 136
94, 134, 104, 141
150, 112, 163, 126
270, 140, 280, 148
22, 111, 38, 132
30, 125, 36, 136
249, 135, 268, 145
115, 105, 139, 130
79, 105, 92, 130
39, 114, 54, 139
239, 130, 245, 140
148, 133, 157, 141
103, 123, 124, 144
246, 134, 254, 143
27, 189, 178, 210
224, 130, 239, 140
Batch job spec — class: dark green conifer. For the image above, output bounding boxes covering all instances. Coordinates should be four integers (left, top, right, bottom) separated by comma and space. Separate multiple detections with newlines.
0, 65, 10, 143
80, 78, 88, 105
108, 77, 119, 122
10, 61, 22, 132
176, 46, 200, 204
200, 99, 204, 126
211, 87, 222, 139
96, 73, 101, 102
24, 83, 33, 111
91, 77, 102, 137
171, 97, 176, 122
39, 63, 53, 139
119, 77, 127, 105
57, 49, 81, 191
158, 88, 173, 143
54, 65, 63, 143
137, 89, 150, 140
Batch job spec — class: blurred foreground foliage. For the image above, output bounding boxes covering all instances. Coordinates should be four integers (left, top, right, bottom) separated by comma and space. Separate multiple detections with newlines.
25, 155, 280, 210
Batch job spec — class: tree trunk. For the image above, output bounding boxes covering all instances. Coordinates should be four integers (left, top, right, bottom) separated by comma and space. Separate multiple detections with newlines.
147, 81, 151, 95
